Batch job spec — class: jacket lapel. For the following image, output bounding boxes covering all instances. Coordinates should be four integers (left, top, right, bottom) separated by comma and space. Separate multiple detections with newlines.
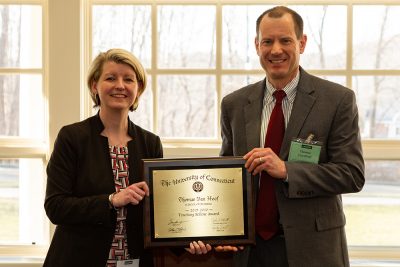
244, 79, 265, 152
281, 69, 316, 159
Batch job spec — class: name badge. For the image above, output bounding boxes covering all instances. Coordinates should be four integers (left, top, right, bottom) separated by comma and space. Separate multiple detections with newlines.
288, 135, 321, 164
116, 259, 139, 267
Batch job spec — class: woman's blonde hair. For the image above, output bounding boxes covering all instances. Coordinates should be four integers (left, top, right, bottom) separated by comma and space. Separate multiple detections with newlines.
87, 48, 147, 111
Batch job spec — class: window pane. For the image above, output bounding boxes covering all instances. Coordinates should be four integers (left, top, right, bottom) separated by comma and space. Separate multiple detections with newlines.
317, 76, 346, 86
0, 74, 44, 139
157, 75, 216, 138
353, 6, 400, 70
222, 5, 273, 70
344, 160, 400, 246
129, 77, 153, 132
92, 5, 151, 67
0, 5, 42, 68
158, 6, 216, 69
0, 158, 47, 244
292, 5, 347, 69
221, 74, 265, 98
353, 76, 400, 139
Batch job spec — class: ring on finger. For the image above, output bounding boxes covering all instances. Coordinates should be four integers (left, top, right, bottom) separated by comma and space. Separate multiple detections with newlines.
259, 157, 263, 163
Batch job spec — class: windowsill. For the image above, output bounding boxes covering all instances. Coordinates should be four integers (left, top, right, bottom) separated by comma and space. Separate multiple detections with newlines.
0, 245, 46, 266
349, 246, 400, 261
0, 257, 44, 267
350, 259, 400, 267
163, 142, 221, 158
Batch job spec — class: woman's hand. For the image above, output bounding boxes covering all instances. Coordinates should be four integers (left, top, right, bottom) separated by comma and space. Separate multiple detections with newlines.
185, 241, 212, 255
111, 181, 149, 208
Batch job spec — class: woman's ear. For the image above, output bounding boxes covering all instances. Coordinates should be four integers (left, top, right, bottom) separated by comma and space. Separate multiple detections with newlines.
91, 82, 98, 94
137, 82, 144, 97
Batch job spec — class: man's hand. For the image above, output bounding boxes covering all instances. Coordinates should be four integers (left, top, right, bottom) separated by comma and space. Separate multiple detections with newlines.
214, 245, 244, 252
243, 147, 287, 179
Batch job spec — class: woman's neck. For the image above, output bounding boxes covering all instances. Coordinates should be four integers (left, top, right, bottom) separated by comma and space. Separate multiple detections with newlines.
99, 109, 131, 146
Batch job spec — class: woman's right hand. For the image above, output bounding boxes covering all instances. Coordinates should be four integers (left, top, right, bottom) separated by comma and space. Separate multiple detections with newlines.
111, 181, 149, 208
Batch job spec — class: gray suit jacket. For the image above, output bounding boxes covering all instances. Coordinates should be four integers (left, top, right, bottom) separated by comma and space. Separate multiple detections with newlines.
220, 68, 365, 267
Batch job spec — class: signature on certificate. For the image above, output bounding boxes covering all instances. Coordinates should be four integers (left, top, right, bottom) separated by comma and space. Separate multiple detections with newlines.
212, 217, 230, 232
168, 219, 188, 233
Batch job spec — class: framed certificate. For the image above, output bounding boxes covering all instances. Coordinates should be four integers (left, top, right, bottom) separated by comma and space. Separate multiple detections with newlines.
141, 157, 255, 248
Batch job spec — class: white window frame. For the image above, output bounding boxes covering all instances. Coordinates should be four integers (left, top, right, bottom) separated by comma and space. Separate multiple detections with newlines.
0, 0, 49, 260
1, 0, 399, 264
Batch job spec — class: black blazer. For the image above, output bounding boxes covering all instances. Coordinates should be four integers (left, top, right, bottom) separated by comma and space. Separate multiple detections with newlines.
44, 114, 163, 267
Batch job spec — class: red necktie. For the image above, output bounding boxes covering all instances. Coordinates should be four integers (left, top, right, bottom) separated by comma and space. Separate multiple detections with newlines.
255, 90, 286, 240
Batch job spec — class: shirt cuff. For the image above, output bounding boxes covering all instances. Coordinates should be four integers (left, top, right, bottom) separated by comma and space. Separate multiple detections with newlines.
283, 175, 289, 183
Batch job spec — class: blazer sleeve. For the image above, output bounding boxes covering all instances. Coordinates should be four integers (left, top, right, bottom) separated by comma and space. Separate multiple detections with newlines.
284, 89, 365, 198
155, 135, 163, 158
44, 126, 115, 227
220, 96, 234, 156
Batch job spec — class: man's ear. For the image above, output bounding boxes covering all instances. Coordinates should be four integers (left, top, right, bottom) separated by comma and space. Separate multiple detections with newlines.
255, 36, 261, 56
299, 34, 307, 54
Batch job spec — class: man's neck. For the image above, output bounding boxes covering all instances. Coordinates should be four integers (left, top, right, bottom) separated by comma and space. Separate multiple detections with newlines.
268, 68, 300, 90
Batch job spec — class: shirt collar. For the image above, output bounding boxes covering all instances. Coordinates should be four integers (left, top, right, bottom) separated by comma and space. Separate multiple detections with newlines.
264, 71, 300, 104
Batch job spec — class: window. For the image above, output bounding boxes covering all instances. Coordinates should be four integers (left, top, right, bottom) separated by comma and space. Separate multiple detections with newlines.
89, 3, 400, 141
0, 2, 48, 250
87, 1, 400, 256
353, 5, 400, 139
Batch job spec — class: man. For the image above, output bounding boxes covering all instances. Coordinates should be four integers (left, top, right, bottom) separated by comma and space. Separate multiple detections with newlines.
217, 6, 365, 267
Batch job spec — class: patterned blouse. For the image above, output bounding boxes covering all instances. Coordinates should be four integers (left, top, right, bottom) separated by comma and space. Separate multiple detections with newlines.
107, 146, 130, 267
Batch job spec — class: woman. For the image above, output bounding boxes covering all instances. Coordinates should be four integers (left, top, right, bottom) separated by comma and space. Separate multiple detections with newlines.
44, 48, 162, 267
44, 48, 210, 267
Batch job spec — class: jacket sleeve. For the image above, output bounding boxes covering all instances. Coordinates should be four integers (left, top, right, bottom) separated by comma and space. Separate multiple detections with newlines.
220, 97, 234, 156
155, 135, 163, 158
44, 126, 115, 227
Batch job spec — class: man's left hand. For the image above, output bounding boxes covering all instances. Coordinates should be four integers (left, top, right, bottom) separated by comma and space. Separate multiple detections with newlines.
243, 147, 287, 179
